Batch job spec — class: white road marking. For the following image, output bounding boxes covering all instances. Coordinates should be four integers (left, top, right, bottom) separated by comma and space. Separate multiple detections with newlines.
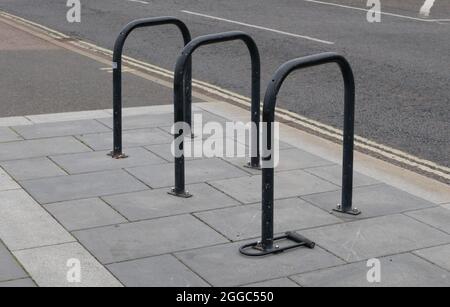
304, 0, 450, 23
181, 10, 335, 45
420, 0, 435, 17
126, 0, 149, 4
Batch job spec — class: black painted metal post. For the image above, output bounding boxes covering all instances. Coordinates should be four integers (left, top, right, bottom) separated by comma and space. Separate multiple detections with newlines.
111, 17, 192, 158
169, 31, 261, 198
240, 52, 360, 257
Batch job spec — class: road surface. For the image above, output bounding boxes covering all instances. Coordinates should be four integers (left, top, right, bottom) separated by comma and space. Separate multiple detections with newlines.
0, 0, 449, 168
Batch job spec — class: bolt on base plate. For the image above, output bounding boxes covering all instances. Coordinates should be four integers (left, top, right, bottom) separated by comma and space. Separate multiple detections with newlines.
333, 204, 361, 216
168, 188, 193, 198
108, 151, 129, 159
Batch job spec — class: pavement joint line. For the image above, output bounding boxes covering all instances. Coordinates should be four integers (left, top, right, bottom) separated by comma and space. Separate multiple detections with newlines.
402, 211, 450, 236
170, 252, 214, 287
181, 10, 335, 45
1, 9, 446, 182
412, 246, 450, 274
303, 0, 450, 23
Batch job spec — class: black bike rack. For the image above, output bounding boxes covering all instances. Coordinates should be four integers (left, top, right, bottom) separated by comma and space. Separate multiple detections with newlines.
169, 31, 261, 198
240, 52, 361, 257
111, 17, 192, 159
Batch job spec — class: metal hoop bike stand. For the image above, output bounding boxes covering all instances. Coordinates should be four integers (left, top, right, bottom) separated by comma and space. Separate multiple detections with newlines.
170, 31, 261, 198
240, 52, 361, 257
111, 17, 192, 159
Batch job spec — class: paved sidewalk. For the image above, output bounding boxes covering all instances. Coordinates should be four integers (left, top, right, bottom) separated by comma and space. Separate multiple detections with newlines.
0, 102, 449, 287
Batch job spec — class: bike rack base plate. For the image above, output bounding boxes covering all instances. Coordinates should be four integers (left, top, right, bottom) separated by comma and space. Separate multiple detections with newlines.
168, 188, 193, 198
108, 151, 129, 159
239, 231, 315, 257
333, 204, 361, 216
244, 162, 261, 170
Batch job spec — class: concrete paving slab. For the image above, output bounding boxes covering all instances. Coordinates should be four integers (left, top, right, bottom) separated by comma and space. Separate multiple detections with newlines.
292, 253, 450, 287
126, 158, 249, 189
302, 184, 437, 219
175, 242, 343, 287
210, 170, 340, 204
195, 198, 341, 241
146, 139, 248, 162
224, 148, 334, 175
301, 214, 450, 263
304, 164, 380, 187
107, 254, 209, 287
44, 198, 127, 231
0, 127, 22, 142
242, 278, 300, 287
102, 183, 239, 221
0, 241, 28, 282
0, 116, 32, 127
1, 157, 67, 181
0, 168, 20, 191
97, 113, 174, 130
414, 244, 450, 272
76, 128, 172, 151
13, 242, 122, 287
26, 110, 110, 124
20, 170, 148, 204
50, 147, 166, 174
405, 207, 450, 234
0, 278, 36, 287
0, 190, 74, 251
0, 136, 91, 161
73, 214, 228, 264
13, 120, 110, 140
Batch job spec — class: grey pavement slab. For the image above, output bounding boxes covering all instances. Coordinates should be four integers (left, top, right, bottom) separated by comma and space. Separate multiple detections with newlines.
304, 164, 380, 187
12, 120, 110, 139
97, 113, 174, 130
0, 136, 91, 161
97, 111, 227, 132
107, 254, 209, 287
225, 148, 334, 175
126, 158, 249, 189
13, 242, 122, 287
76, 128, 172, 151
0, 241, 28, 282
1, 157, 67, 181
302, 184, 437, 220
73, 214, 228, 264
0, 278, 36, 287
0, 190, 74, 251
405, 207, 450, 234
292, 253, 450, 287
209, 170, 339, 204
195, 198, 341, 241
414, 244, 450, 272
0, 168, 20, 191
301, 214, 450, 263
50, 147, 166, 174
102, 183, 239, 221
20, 170, 148, 204
146, 139, 248, 162
44, 198, 127, 231
0, 127, 22, 143
175, 242, 343, 287
243, 278, 300, 287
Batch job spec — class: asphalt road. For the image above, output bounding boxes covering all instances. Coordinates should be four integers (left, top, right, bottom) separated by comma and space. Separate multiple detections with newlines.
0, 0, 449, 167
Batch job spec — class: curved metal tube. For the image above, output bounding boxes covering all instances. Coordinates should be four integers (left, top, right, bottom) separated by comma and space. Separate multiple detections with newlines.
171, 31, 261, 197
112, 17, 192, 158
260, 52, 359, 251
